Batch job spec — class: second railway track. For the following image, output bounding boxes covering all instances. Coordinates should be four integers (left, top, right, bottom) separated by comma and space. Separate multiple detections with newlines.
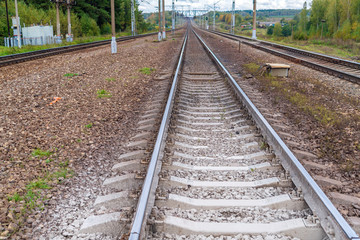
128, 26, 359, 240
204, 28, 360, 85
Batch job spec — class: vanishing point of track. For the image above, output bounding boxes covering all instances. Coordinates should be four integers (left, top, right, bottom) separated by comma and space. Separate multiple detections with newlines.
128, 26, 359, 239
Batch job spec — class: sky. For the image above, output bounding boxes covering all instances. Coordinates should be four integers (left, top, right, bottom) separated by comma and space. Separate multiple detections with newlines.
138, 0, 308, 14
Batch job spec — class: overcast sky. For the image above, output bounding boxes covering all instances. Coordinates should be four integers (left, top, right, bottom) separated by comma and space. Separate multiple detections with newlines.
138, 0, 308, 14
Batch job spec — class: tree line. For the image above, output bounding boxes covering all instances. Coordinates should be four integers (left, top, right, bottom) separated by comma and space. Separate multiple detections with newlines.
267, 0, 360, 41
0, 0, 149, 42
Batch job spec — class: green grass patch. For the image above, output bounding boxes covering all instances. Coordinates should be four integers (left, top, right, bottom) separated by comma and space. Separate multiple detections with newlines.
26, 179, 51, 190
96, 89, 112, 98
243, 63, 260, 74
63, 73, 79, 78
45, 159, 53, 164
139, 67, 156, 75
8, 193, 23, 202
85, 123, 93, 128
31, 148, 52, 158
106, 78, 116, 82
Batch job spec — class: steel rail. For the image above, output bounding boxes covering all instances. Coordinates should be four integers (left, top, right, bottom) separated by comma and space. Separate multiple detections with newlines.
0, 29, 182, 67
192, 28, 359, 240
128, 29, 188, 240
204, 29, 360, 85
209, 29, 360, 69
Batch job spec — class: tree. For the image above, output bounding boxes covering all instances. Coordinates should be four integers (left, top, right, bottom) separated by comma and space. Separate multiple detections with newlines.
273, 22, 283, 36
299, 1, 309, 32
282, 24, 292, 36
267, 25, 274, 35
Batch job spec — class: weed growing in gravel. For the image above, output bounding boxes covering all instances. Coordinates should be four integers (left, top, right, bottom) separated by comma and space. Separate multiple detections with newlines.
106, 78, 116, 82
243, 63, 260, 74
85, 123, 93, 128
8, 193, 22, 202
259, 141, 269, 150
96, 89, 112, 98
27, 179, 51, 190
63, 73, 78, 78
32, 149, 52, 158
139, 67, 156, 75
45, 159, 53, 164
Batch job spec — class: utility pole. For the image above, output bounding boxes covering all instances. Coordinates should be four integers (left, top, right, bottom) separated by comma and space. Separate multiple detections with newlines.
162, 0, 166, 39
111, 0, 117, 53
5, 0, 10, 39
231, 0, 235, 34
252, 0, 256, 39
213, 3, 216, 30
56, 0, 62, 43
158, 0, 162, 41
131, 0, 136, 36
66, 0, 74, 42
172, 0, 175, 34
14, 0, 21, 48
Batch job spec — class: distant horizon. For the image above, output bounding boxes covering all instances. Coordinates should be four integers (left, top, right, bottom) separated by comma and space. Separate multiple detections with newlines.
139, 0, 309, 14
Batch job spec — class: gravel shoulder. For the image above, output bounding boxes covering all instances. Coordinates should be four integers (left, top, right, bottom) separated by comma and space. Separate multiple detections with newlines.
197, 29, 360, 232
0, 31, 185, 239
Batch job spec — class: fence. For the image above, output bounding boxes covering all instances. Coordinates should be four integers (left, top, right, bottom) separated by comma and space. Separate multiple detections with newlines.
4, 36, 57, 47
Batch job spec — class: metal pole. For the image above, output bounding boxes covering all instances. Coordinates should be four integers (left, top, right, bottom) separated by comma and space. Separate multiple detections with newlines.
66, 0, 73, 42
252, 0, 256, 39
111, 0, 117, 53
231, 0, 235, 34
55, 1, 62, 43
172, 0, 175, 34
158, 0, 162, 41
131, 0, 136, 36
5, 0, 11, 39
213, 3, 215, 30
162, 0, 166, 39
14, 0, 21, 48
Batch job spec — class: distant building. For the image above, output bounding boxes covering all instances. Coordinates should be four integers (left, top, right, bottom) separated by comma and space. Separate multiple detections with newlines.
258, 22, 276, 28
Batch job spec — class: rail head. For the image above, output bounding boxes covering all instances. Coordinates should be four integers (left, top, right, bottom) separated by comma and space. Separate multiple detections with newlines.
192, 28, 359, 240
128, 29, 188, 240
207, 29, 360, 70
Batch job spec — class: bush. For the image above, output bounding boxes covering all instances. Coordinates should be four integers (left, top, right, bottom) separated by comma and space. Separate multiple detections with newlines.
293, 30, 308, 40
273, 23, 282, 37
335, 19, 352, 40
267, 25, 274, 35
100, 23, 111, 35
80, 14, 100, 36
282, 24, 292, 37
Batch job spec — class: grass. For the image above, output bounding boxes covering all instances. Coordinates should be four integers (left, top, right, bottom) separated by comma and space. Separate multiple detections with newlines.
64, 73, 79, 78
26, 179, 51, 190
139, 67, 156, 75
8, 193, 22, 202
106, 77, 116, 82
243, 63, 260, 74
228, 26, 360, 61
96, 89, 112, 98
85, 123, 93, 128
31, 148, 52, 158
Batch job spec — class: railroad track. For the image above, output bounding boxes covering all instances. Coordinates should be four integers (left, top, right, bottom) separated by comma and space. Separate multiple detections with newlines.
0, 30, 176, 67
128, 26, 359, 239
202, 28, 360, 85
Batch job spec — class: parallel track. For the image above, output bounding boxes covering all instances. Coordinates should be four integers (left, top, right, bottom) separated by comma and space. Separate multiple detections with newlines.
128, 26, 359, 240
204, 28, 360, 85
0, 31, 174, 67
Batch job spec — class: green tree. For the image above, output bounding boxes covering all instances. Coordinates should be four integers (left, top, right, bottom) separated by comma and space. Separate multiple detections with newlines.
273, 22, 283, 36
267, 25, 274, 35
282, 24, 292, 36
